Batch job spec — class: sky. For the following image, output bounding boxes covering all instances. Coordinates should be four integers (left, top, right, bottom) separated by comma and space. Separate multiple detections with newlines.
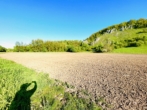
0, 0, 147, 48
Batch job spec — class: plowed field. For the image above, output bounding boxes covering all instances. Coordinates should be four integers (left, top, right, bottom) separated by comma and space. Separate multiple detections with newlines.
0, 53, 147, 109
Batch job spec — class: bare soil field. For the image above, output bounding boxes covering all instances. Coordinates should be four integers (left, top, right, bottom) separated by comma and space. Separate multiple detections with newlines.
0, 52, 147, 109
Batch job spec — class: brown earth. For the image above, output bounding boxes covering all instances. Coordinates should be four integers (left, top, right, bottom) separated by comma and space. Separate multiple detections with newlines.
0, 53, 147, 110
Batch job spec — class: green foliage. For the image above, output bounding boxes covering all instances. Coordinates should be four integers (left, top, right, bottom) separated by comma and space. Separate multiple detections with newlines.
93, 44, 104, 52
0, 58, 102, 110
12, 18, 147, 53
0, 45, 6, 52
121, 35, 146, 47
67, 46, 81, 52
13, 39, 91, 52
61, 92, 101, 110
86, 18, 147, 44
81, 42, 92, 51
135, 18, 147, 28
6, 48, 13, 52
136, 40, 144, 47
142, 28, 147, 33
87, 27, 147, 53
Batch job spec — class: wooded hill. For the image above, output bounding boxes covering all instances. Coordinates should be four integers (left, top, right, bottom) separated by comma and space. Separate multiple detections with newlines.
86, 18, 147, 44
85, 18, 147, 52
1, 18, 147, 52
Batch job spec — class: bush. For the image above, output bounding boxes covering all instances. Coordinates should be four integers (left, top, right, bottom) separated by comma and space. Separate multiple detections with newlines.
113, 41, 124, 49
93, 44, 104, 52
128, 41, 137, 47
6, 48, 13, 52
81, 43, 92, 51
0, 45, 6, 52
67, 46, 80, 52
142, 28, 147, 33
143, 36, 147, 42
136, 40, 144, 46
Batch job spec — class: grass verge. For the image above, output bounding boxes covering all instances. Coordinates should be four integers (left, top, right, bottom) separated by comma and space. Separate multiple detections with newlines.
112, 46, 147, 54
0, 58, 102, 110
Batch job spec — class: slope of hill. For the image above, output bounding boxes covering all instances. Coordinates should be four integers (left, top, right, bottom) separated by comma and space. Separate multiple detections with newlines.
3, 18, 147, 53
112, 46, 147, 54
85, 18, 147, 53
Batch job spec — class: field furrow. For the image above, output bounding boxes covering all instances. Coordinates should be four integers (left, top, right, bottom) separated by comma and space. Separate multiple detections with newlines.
0, 53, 147, 109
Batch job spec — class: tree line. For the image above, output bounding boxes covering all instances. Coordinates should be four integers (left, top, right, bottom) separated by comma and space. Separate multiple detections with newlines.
13, 34, 147, 53
13, 39, 91, 52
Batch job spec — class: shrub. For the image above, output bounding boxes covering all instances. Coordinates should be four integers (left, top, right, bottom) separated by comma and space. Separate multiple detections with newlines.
128, 41, 137, 47
81, 43, 92, 51
6, 48, 13, 52
93, 44, 104, 52
136, 40, 144, 46
0, 45, 6, 52
113, 41, 124, 49
67, 46, 80, 52
142, 28, 147, 33
143, 36, 147, 42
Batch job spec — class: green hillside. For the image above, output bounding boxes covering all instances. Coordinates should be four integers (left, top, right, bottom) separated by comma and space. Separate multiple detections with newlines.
1, 18, 147, 54
112, 46, 147, 54
85, 18, 147, 53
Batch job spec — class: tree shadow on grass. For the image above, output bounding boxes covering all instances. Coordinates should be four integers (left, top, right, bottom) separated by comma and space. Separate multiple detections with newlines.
9, 81, 37, 110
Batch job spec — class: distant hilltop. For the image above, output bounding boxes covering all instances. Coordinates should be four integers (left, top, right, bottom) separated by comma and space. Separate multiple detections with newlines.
1, 18, 147, 53
82, 18, 147, 53
86, 18, 147, 45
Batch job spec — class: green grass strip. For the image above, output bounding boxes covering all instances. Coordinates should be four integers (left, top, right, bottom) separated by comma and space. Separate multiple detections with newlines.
112, 46, 147, 54
0, 58, 102, 110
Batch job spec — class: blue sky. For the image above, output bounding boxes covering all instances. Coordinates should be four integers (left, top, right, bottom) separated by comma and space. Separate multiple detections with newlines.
0, 0, 147, 48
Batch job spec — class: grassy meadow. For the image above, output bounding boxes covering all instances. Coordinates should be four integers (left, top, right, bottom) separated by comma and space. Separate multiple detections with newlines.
0, 58, 101, 110
112, 46, 147, 54
88, 27, 147, 53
